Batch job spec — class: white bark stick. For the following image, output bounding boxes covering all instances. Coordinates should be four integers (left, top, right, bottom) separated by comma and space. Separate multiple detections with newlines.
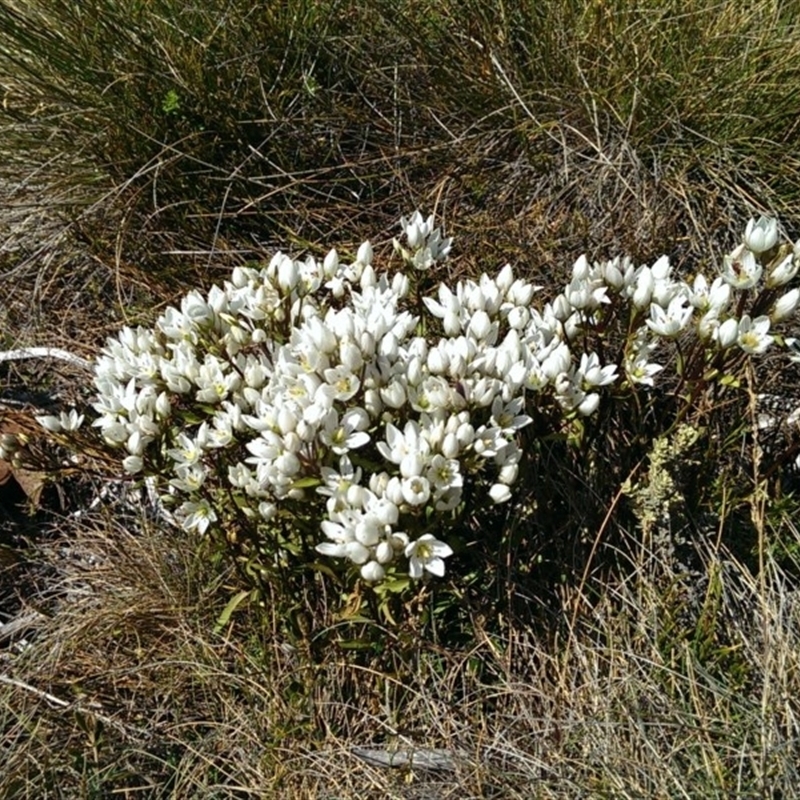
0, 347, 92, 371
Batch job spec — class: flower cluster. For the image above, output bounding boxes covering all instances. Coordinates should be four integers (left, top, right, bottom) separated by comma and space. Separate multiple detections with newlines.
86, 212, 800, 584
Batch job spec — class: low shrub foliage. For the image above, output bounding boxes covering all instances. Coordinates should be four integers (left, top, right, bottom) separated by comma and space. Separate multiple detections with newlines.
13, 212, 799, 624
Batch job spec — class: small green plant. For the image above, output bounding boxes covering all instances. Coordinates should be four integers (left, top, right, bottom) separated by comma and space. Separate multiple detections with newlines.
160, 89, 180, 115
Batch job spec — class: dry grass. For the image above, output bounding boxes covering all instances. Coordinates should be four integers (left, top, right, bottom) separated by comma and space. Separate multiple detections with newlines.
2, 507, 800, 798
3, 0, 800, 797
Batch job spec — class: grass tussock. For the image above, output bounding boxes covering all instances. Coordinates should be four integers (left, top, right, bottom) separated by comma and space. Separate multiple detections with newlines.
2, 0, 800, 295
2, 509, 800, 798
3, 0, 800, 797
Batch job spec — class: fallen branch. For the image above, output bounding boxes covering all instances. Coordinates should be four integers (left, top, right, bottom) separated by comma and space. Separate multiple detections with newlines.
0, 673, 150, 743
0, 347, 92, 372
0, 611, 46, 643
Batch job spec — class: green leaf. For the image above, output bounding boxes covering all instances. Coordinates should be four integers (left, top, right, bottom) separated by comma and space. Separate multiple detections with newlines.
213, 589, 252, 635
376, 576, 411, 594
337, 638, 376, 651
307, 560, 341, 581
291, 476, 322, 489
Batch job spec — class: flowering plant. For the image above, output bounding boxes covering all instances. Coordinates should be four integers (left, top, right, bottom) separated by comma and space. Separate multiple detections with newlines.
73, 211, 800, 587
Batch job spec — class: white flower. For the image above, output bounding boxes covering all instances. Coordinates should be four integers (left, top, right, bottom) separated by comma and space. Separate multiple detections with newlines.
766, 253, 799, 288
577, 352, 617, 388
36, 414, 63, 433
401, 475, 431, 506
168, 432, 204, 467
401, 210, 434, 249
60, 409, 85, 431
489, 396, 532, 433
180, 499, 217, 535
737, 315, 773, 354
690, 274, 731, 313
319, 409, 370, 455
645, 296, 693, 338
405, 534, 453, 579
170, 464, 207, 492
720, 245, 762, 289
323, 365, 360, 401
426, 454, 462, 492
744, 215, 778, 254
625, 355, 663, 387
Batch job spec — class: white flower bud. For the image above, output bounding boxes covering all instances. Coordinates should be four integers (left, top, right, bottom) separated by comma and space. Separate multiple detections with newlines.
443, 310, 461, 336
369, 472, 390, 496
375, 542, 394, 564
576, 393, 600, 416
453, 421, 472, 448
380, 332, 399, 360
357, 240, 373, 266
392, 272, 410, 297
496, 264, 514, 293
231, 266, 249, 288
427, 346, 449, 375
696, 311, 719, 341
603, 260, 624, 290
380, 381, 406, 409
441, 432, 460, 459
773, 288, 800, 322
632, 268, 654, 309
259, 502, 277, 521
715, 317, 739, 349
508, 280, 536, 306
507, 306, 529, 329
489, 483, 512, 503
551, 294, 572, 322
360, 561, 385, 582
407, 221, 423, 249
323, 248, 339, 278
277, 406, 297, 434
468, 309, 491, 340
744, 215, 778, 254
360, 264, 377, 289
127, 430, 145, 456
563, 312, 582, 341
340, 341, 363, 372
123, 455, 143, 474
364, 388, 383, 418
359, 331, 376, 357
572, 254, 590, 282
385, 477, 405, 506
498, 463, 519, 485
407, 356, 423, 387
277, 256, 300, 293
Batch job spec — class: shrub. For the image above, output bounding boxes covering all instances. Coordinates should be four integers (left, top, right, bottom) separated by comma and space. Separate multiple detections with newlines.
17, 211, 794, 613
